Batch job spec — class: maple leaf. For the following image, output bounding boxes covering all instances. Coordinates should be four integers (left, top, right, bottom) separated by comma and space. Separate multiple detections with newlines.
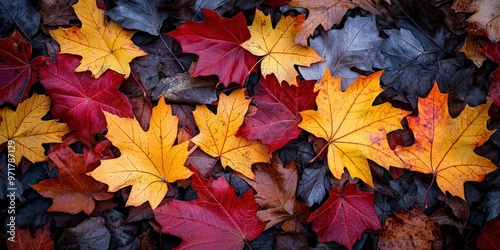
298, 70, 410, 187
0, 30, 49, 106
477, 215, 500, 249
394, 83, 496, 199
31, 141, 114, 215
58, 217, 111, 249
6, 223, 54, 250
299, 15, 383, 89
378, 207, 442, 249
240, 10, 324, 86
130, 33, 193, 90
480, 42, 500, 107
237, 74, 317, 152
266, 0, 291, 9
154, 169, 266, 249
0, 0, 40, 39
168, 8, 257, 86
459, 34, 488, 68
453, 0, 500, 43
191, 88, 271, 179
373, 26, 474, 111
307, 184, 381, 249
106, 0, 168, 36
289, 0, 385, 46
297, 163, 330, 206
40, 0, 78, 32
0, 94, 70, 165
242, 153, 311, 232
49, 0, 146, 78
39, 54, 133, 146
87, 97, 192, 209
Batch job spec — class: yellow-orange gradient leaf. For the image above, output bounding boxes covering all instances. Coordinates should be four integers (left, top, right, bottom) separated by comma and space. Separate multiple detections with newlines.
49, 0, 146, 78
240, 10, 323, 86
191, 89, 271, 179
87, 97, 192, 209
395, 84, 496, 199
299, 70, 410, 187
0, 94, 70, 165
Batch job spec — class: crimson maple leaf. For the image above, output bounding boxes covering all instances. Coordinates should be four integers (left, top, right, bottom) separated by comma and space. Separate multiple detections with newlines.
39, 54, 133, 146
168, 8, 258, 86
154, 168, 266, 249
0, 30, 49, 106
480, 42, 500, 106
308, 184, 381, 249
237, 74, 317, 152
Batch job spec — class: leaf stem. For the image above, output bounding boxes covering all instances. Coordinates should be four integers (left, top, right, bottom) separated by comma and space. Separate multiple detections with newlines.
424, 173, 437, 209
159, 33, 186, 71
309, 141, 330, 163
130, 71, 147, 98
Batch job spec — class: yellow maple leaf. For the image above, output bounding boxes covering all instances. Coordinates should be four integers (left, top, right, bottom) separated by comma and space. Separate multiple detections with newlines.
0, 94, 70, 165
49, 0, 146, 78
298, 70, 411, 187
240, 10, 324, 86
190, 88, 271, 179
87, 97, 192, 209
395, 84, 496, 199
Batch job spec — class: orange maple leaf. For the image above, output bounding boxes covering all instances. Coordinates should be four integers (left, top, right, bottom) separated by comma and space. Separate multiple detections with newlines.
299, 70, 410, 187
87, 97, 192, 209
395, 84, 496, 199
190, 89, 271, 179
49, 0, 146, 78
240, 10, 324, 86
31, 142, 114, 215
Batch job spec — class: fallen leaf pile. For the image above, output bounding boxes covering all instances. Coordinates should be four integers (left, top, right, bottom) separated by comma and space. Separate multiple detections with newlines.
1, 0, 500, 249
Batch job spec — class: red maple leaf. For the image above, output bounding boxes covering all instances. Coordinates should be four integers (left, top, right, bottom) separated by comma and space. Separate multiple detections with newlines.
168, 8, 258, 86
39, 54, 133, 146
237, 74, 317, 152
477, 215, 500, 249
7, 223, 54, 249
154, 168, 266, 249
31, 141, 114, 215
0, 30, 49, 106
307, 184, 381, 249
480, 42, 500, 106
